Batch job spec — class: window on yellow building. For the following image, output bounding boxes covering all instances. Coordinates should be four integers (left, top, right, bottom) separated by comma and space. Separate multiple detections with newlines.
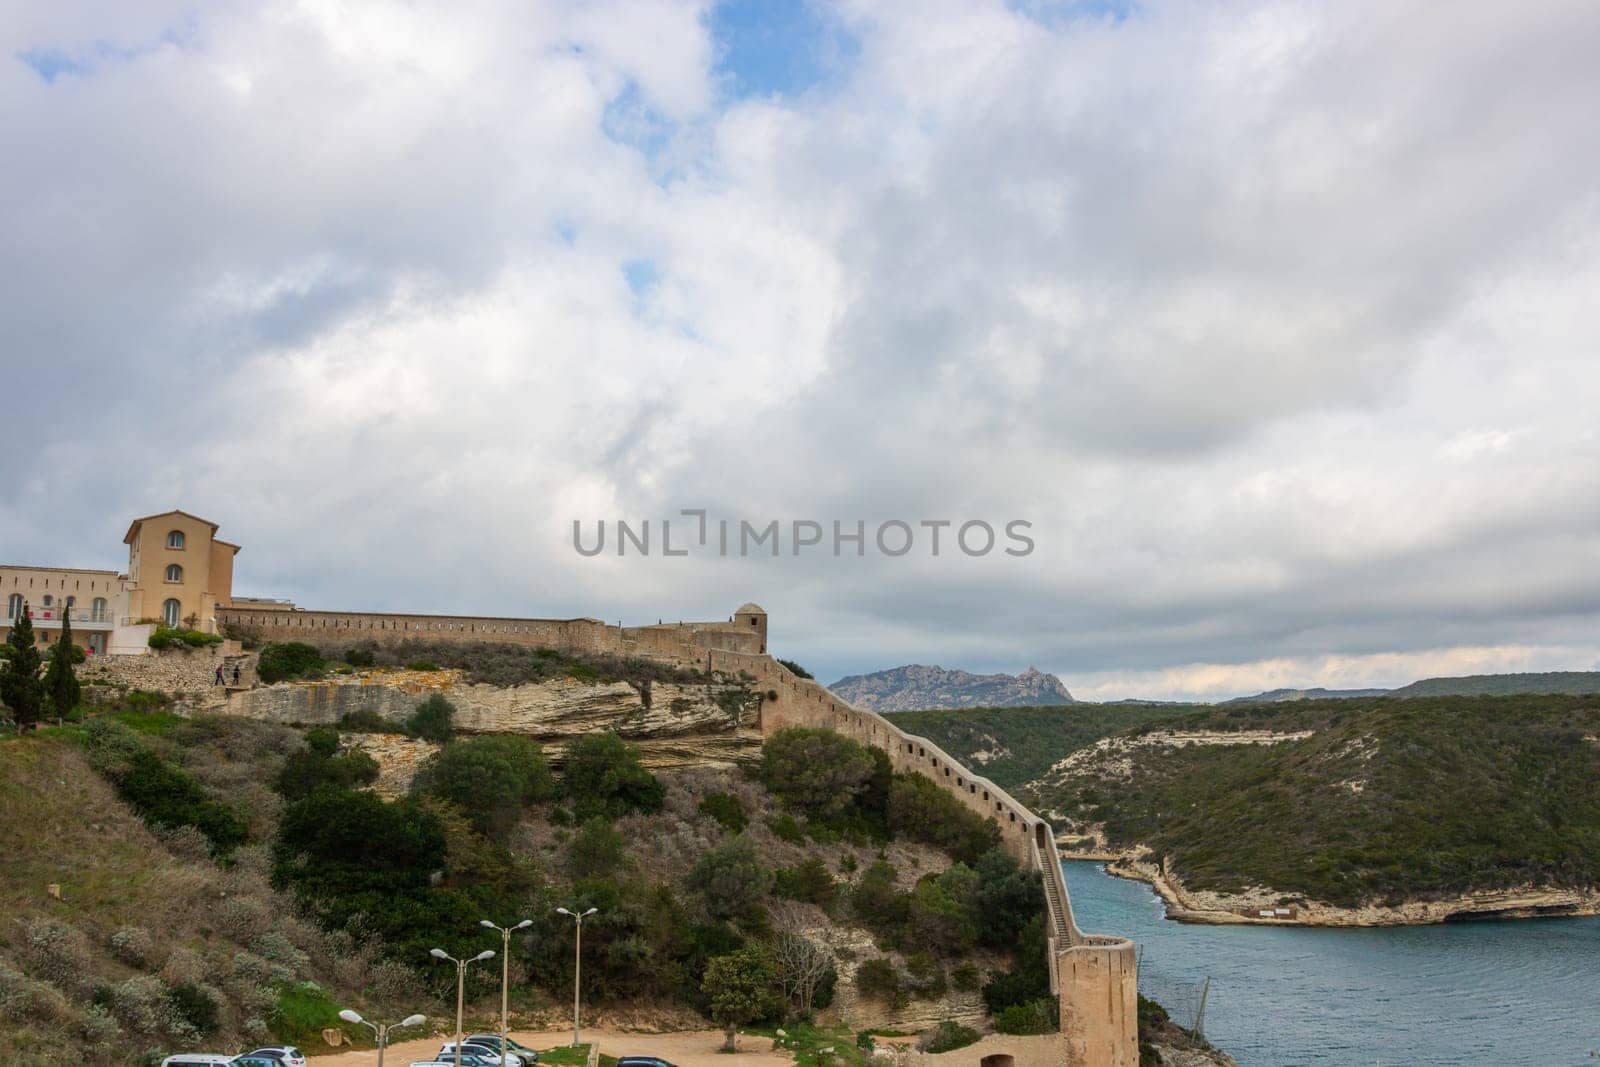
166, 564, 183, 583
167, 530, 185, 549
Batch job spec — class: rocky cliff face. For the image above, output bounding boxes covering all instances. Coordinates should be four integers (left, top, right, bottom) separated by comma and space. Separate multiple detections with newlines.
222, 669, 764, 766
829, 664, 1074, 712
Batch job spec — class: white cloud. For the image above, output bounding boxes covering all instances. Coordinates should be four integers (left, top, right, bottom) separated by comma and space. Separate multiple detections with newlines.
3, 0, 1599, 698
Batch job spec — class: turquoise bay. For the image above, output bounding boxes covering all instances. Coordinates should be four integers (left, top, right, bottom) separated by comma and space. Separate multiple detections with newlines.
1062, 861, 1600, 1066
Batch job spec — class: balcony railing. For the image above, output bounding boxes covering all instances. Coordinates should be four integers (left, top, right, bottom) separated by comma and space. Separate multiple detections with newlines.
5, 608, 116, 627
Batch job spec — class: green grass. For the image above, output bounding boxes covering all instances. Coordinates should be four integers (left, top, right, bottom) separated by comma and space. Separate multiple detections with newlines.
755, 1022, 870, 1067
887, 703, 1199, 788
536, 1044, 616, 1067
1042, 693, 1600, 906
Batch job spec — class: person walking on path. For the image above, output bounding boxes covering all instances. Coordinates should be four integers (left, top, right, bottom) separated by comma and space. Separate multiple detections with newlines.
232, 664, 241, 686
214, 664, 225, 686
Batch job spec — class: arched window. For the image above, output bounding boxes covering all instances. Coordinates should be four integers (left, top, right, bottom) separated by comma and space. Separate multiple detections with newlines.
42, 594, 53, 607
165, 564, 183, 583
65, 596, 75, 612
162, 599, 181, 627
6, 593, 21, 619
91, 597, 108, 622
167, 530, 185, 549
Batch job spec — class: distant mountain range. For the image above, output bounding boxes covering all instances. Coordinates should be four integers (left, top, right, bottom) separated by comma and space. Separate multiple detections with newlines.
1225, 671, 1600, 704
1222, 686, 1392, 704
829, 664, 1075, 712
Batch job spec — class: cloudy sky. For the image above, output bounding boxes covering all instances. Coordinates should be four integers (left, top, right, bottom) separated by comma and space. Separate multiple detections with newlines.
3, 0, 1598, 700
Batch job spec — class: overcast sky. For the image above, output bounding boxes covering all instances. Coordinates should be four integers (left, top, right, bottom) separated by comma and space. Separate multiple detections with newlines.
4, 0, 1598, 701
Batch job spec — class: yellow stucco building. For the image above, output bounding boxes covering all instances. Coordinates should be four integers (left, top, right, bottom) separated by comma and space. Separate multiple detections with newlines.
1, 509, 239, 655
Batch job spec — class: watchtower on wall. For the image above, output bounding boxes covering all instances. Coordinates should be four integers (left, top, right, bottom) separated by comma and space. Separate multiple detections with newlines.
732, 602, 768, 653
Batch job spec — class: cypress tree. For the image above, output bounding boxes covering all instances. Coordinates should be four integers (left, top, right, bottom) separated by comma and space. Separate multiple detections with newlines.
1, 612, 46, 729
44, 610, 82, 719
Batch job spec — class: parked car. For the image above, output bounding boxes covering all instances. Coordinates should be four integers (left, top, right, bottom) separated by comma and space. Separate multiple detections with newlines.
412, 1057, 497, 1067
617, 1058, 679, 1067
160, 1056, 238, 1067
466, 1034, 541, 1062
244, 1048, 308, 1067
229, 1059, 281, 1067
438, 1042, 524, 1065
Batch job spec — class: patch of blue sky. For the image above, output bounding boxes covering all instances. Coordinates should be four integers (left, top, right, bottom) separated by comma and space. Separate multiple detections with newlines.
17, 20, 197, 84
707, 0, 859, 102
1008, 0, 1138, 28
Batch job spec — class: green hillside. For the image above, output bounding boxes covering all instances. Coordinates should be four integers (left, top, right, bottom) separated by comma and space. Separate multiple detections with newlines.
885, 704, 1198, 789
1033, 693, 1600, 907
1391, 671, 1600, 698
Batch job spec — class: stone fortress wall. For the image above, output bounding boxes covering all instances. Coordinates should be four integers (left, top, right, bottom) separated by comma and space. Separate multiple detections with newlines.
211, 599, 1134, 1066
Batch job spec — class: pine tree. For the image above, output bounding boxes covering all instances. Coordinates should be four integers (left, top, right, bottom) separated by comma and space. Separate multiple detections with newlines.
43, 609, 82, 719
1, 612, 46, 729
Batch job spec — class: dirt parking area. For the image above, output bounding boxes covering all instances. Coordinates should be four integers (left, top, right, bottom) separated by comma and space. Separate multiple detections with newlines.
313, 1027, 793, 1067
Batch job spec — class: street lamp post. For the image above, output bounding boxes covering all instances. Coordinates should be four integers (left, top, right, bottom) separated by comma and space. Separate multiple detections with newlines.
337, 1009, 426, 1067
480, 917, 533, 1062
431, 946, 496, 1067
555, 907, 598, 1047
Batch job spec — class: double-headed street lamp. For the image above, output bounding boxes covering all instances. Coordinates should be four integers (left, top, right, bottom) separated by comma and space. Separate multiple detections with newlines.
555, 907, 598, 1047
431, 946, 496, 1067
337, 1009, 426, 1067
480, 917, 533, 1061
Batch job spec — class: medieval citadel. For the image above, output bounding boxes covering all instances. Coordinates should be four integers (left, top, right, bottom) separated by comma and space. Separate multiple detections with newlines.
4, 511, 1138, 1066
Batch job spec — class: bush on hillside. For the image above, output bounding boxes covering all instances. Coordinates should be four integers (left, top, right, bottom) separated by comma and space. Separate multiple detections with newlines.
562, 732, 664, 820
411, 734, 556, 839
993, 997, 1058, 1035
688, 837, 773, 920
405, 693, 456, 743
566, 816, 631, 880
922, 1019, 980, 1053
699, 792, 748, 833
275, 730, 380, 800
854, 957, 907, 1010
773, 857, 838, 911
759, 727, 878, 824
115, 749, 248, 856
255, 642, 325, 683
887, 773, 1002, 864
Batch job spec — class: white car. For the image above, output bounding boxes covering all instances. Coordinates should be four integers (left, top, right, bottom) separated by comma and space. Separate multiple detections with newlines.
438, 1042, 527, 1066
245, 1048, 308, 1067
161, 1057, 237, 1067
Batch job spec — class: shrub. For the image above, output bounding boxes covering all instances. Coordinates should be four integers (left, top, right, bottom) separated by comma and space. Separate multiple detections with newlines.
275, 735, 380, 800
774, 857, 837, 911
412, 734, 556, 839
981, 915, 1052, 1015
256, 642, 325, 683
923, 1020, 980, 1053
904, 953, 947, 999
562, 732, 664, 820
951, 962, 982, 992
850, 860, 911, 936
854, 958, 907, 1010
166, 983, 220, 1036
115, 750, 249, 856
342, 647, 377, 667
271, 981, 342, 1046
110, 927, 155, 967
110, 976, 178, 1035
993, 997, 1058, 1035
760, 728, 876, 823
688, 837, 773, 920
906, 868, 979, 956
565, 815, 632, 880
699, 792, 748, 833
20, 919, 93, 995
405, 693, 456, 743
337, 707, 401, 732
888, 773, 1002, 864
776, 659, 814, 680
767, 813, 806, 843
